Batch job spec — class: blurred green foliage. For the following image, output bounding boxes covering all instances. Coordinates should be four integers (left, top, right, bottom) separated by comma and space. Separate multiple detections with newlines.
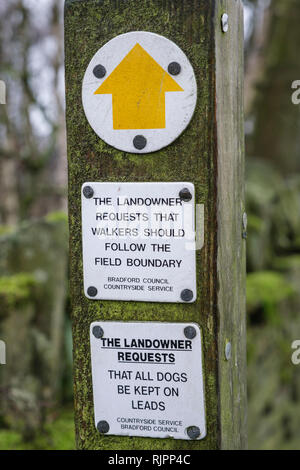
246, 158, 300, 450
0, 213, 72, 443
0, 273, 36, 309
0, 408, 75, 450
247, 271, 295, 324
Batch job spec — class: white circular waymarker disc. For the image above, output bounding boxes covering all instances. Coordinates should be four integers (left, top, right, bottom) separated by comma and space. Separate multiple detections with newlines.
82, 31, 197, 154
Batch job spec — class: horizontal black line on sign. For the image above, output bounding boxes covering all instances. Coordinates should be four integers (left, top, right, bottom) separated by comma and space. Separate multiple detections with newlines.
118, 361, 176, 365
101, 347, 191, 352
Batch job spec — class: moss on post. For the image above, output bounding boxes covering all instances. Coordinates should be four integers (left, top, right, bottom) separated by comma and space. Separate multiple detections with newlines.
65, 0, 246, 450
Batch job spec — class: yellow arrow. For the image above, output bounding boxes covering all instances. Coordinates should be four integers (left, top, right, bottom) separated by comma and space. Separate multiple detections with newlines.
94, 43, 183, 130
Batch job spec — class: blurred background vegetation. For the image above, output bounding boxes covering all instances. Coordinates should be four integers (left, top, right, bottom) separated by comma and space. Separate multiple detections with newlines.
0, 0, 300, 450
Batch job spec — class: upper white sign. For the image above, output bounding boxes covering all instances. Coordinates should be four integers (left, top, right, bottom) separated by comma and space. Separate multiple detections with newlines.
81, 182, 196, 303
82, 31, 197, 153
90, 321, 206, 440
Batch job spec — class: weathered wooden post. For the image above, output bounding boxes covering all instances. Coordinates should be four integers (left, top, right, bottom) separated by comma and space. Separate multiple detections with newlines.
65, 0, 247, 450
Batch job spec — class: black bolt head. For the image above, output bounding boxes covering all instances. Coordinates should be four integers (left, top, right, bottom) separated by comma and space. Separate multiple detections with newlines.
184, 326, 197, 340
93, 64, 106, 79
187, 426, 201, 440
181, 289, 194, 302
168, 62, 181, 76
92, 325, 104, 339
87, 286, 98, 297
179, 188, 192, 202
133, 135, 147, 150
83, 186, 94, 199
97, 420, 110, 434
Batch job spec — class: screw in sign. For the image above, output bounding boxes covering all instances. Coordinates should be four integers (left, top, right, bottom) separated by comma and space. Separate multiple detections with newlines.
82, 32, 197, 153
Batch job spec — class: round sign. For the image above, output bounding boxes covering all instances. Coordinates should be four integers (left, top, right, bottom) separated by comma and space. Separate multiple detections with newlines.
82, 31, 197, 154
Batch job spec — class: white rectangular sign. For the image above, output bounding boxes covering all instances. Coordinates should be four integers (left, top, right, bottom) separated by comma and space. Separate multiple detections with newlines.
82, 182, 196, 303
90, 321, 206, 441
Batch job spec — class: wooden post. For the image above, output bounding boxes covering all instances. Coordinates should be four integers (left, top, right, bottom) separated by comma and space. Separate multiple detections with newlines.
65, 0, 247, 450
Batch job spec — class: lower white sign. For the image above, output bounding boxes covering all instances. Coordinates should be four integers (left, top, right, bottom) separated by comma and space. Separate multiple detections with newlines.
82, 182, 196, 303
90, 321, 206, 440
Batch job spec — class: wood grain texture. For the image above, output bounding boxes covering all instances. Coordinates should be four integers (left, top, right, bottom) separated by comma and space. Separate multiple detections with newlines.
215, 0, 247, 449
65, 0, 246, 449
